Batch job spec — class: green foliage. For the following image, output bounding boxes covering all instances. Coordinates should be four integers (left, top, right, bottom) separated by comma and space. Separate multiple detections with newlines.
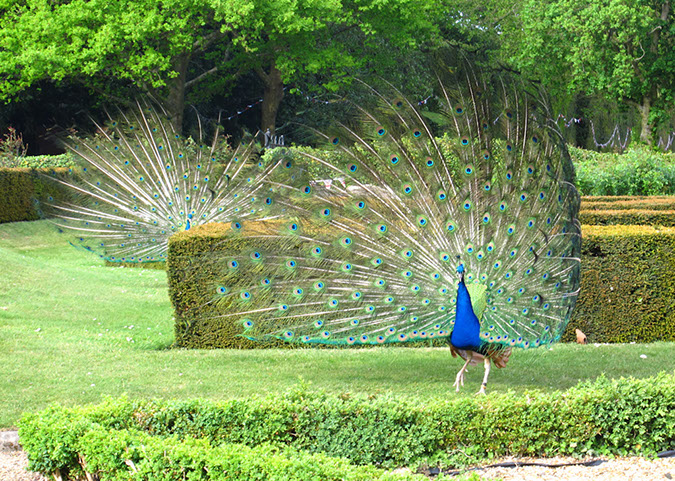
19, 374, 675, 480
14, 154, 75, 169
0, 126, 27, 166
500, 0, 675, 141
572, 146, 675, 196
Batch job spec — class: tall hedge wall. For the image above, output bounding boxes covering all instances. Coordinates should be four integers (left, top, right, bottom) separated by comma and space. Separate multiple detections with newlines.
168, 221, 675, 348
0, 168, 71, 223
564, 225, 675, 343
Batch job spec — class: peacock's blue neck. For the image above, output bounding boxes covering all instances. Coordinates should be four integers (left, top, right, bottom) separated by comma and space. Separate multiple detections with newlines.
450, 279, 482, 351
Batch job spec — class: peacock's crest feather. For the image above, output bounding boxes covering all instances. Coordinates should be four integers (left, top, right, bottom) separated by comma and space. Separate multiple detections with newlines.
192, 63, 581, 351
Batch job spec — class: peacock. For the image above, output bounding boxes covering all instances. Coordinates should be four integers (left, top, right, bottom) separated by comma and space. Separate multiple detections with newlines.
194, 61, 582, 394
39, 99, 278, 263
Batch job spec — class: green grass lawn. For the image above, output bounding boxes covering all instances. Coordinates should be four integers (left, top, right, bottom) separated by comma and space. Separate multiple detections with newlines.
2, 220, 674, 428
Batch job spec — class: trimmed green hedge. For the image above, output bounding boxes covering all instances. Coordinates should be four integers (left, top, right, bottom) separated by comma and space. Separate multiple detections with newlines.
579, 209, 675, 226
168, 221, 675, 348
19, 374, 675, 480
581, 195, 675, 210
0, 167, 71, 223
565, 225, 675, 343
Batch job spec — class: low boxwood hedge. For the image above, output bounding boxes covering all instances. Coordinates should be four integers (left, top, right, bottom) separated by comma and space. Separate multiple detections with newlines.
19, 374, 675, 480
0, 167, 71, 223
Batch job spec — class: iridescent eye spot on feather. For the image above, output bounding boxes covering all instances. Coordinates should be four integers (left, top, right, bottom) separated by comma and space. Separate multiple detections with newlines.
482, 213, 491, 224
398, 333, 407, 341
288, 223, 299, 232
262, 278, 271, 286
413, 129, 422, 138
228, 260, 239, 269
328, 299, 339, 308
283, 330, 293, 338
527, 219, 535, 228
243, 320, 253, 329
482, 150, 490, 160
250, 251, 261, 260
313, 281, 324, 291
217, 286, 227, 295
377, 127, 386, 136
302, 186, 312, 194
542, 272, 550, 280
342, 263, 353, 272
340, 237, 353, 247
347, 337, 356, 344
311, 246, 323, 256
455, 105, 464, 114
361, 335, 369, 342
487, 242, 495, 252
505, 271, 513, 280
477, 251, 484, 260
371, 257, 383, 266
390, 155, 400, 165
314, 320, 324, 328
527, 165, 534, 174
355, 200, 366, 210
466, 244, 474, 254
506, 170, 513, 180
411, 285, 421, 292
493, 261, 502, 269
286, 259, 297, 269
539, 192, 546, 200
348, 163, 358, 173
321, 331, 331, 339
394, 99, 404, 108
463, 200, 472, 211
232, 221, 243, 230
507, 224, 515, 235
350, 318, 359, 326
446, 221, 456, 232
352, 291, 362, 300
505, 110, 513, 119
484, 181, 491, 191
402, 270, 413, 278
384, 296, 394, 303
293, 288, 304, 296
426, 158, 434, 167
432, 272, 440, 280
321, 208, 331, 217
240, 291, 251, 300
437, 190, 447, 201
284, 160, 293, 169
532, 135, 539, 143
464, 165, 474, 175
417, 216, 428, 227
520, 193, 528, 202
499, 201, 508, 212
440, 252, 450, 262
402, 184, 413, 195
377, 224, 387, 233
375, 278, 386, 287
460, 136, 470, 146
331, 137, 339, 145
365, 305, 375, 312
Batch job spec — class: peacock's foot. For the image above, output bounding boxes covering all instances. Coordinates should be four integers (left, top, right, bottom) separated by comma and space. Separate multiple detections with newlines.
476, 383, 487, 395
453, 370, 466, 392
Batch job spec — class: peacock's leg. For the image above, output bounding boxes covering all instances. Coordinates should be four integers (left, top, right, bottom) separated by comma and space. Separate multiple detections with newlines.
453, 352, 473, 392
477, 357, 491, 395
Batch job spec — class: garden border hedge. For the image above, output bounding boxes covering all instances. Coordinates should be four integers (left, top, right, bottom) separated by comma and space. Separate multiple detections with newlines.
19, 374, 675, 480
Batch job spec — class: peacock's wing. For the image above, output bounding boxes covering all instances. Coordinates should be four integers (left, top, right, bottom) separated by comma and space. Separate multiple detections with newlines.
194, 65, 581, 348
39, 99, 278, 263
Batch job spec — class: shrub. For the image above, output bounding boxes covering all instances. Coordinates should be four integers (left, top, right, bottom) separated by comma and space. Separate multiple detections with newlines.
19, 374, 675, 480
572, 145, 675, 196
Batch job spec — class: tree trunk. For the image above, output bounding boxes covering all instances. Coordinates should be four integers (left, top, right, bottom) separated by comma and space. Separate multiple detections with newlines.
637, 95, 652, 144
257, 63, 284, 135
165, 52, 191, 133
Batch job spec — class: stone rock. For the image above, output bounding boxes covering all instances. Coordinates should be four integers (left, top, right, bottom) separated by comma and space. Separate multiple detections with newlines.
0, 431, 20, 452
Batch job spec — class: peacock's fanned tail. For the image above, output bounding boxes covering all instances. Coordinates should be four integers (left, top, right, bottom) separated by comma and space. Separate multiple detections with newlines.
40, 99, 279, 263
196, 66, 581, 349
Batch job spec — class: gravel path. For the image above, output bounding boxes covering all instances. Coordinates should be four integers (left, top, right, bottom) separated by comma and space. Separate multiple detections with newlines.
2, 450, 674, 480
468, 456, 675, 480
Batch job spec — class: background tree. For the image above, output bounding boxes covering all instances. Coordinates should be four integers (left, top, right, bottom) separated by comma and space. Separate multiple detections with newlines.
499, 0, 674, 144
